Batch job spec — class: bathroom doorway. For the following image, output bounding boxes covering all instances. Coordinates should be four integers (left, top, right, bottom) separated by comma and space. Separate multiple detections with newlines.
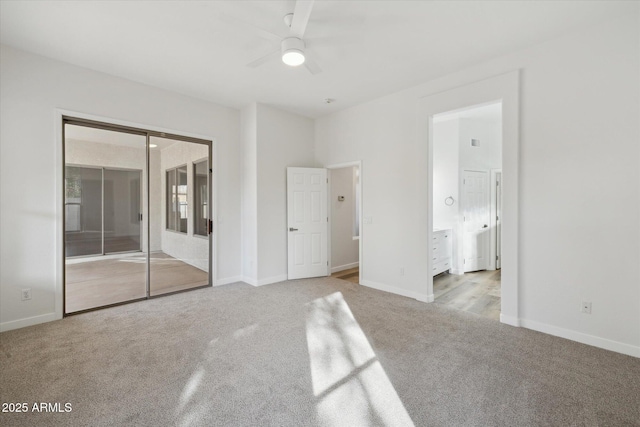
431, 102, 503, 320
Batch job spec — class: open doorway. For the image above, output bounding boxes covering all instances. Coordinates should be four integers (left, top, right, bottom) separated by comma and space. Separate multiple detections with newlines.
431, 102, 502, 320
328, 163, 361, 284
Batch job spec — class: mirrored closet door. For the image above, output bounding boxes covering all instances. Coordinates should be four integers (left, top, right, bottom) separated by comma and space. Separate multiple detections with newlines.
149, 135, 211, 297
63, 119, 212, 314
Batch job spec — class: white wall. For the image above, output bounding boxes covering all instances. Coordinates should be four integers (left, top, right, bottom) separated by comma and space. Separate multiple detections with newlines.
330, 166, 359, 271
255, 104, 317, 283
433, 119, 459, 231
315, 12, 640, 356
160, 141, 209, 271
433, 118, 463, 274
459, 117, 502, 172
240, 103, 316, 285
0, 44, 241, 330
240, 104, 258, 283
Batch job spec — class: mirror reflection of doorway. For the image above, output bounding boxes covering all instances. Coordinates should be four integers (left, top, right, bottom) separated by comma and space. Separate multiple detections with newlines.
63, 120, 212, 314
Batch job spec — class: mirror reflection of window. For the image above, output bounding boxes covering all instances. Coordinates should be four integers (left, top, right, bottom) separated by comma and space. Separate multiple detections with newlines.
177, 166, 188, 233
166, 165, 188, 233
194, 159, 208, 237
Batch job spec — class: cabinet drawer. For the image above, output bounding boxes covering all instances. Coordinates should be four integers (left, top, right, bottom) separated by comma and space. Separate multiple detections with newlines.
432, 243, 446, 262
433, 230, 451, 244
432, 232, 451, 262
433, 229, 452, 270
432, 259, 451, 276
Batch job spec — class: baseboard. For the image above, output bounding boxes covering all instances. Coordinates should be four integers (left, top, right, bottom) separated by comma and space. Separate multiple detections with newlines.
360, 279, 430, 303
257, 274, 288, 286
331, 262, 359, 274
215, 276, 243, 286
241, 274, 288, 287
240, 276, 258, 286
416, 293, 434, 303
500, 313, 521, 327
519, 318, 640, 358
0, 312, 59, 333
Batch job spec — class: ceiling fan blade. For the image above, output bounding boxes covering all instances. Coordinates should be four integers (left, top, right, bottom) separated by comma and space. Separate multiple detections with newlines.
216, 12, 282, 44
246, 49, 280, 68
303, 57, 322, 75
290, 0, 314, 39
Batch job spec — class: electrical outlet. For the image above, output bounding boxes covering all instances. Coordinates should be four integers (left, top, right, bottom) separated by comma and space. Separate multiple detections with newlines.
581, 301, 592, 314
400, 267, 405, 276
363, 217, 373, 224
21, 288, 32, 301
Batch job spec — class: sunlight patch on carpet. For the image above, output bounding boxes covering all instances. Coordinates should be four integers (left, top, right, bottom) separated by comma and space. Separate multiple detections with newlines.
306, 292, 414, 426
179, 367, 205, 411
233, 323, 259, 339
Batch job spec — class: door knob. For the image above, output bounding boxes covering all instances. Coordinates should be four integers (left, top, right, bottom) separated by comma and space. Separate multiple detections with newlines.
289, 227, 298, 232
482, 224, 488, 228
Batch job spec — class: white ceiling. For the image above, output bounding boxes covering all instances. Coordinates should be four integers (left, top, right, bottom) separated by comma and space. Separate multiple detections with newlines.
0, 1, 632, 118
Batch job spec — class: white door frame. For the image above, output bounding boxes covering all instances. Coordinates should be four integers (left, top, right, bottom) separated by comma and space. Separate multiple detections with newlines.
420, 70, 520, 326
326, 161, 363, 286
490, 169, 502, 270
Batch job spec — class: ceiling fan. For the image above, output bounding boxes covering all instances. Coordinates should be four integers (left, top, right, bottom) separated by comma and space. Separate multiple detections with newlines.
243, 0, 322, 74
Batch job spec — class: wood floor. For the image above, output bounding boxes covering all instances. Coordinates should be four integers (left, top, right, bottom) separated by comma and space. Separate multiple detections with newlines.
331, 267, 360, 284
332, 267, 500, 320
433, 269, 501, 320
65, 252, 208, 313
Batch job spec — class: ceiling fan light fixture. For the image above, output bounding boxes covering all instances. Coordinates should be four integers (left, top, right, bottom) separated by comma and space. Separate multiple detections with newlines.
282, 50, 305, 66
281, 37, 306, 66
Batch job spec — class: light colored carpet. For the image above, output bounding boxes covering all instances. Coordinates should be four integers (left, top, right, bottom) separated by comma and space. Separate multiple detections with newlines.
1, 277, 639, 426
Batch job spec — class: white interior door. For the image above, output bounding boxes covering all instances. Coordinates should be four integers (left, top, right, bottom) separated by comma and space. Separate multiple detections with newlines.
287, 167, 328, 279
462, 170, 490, 272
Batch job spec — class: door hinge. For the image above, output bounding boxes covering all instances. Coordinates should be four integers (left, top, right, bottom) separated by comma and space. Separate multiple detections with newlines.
327, 261, 329, 266
496, 255, 499, 260
496, 215, 499, 221
326, 178, 328, 183
464, 259, 466, 264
